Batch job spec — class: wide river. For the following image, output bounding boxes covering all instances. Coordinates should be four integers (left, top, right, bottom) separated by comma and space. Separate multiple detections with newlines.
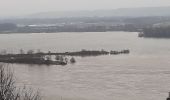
0, 32, 170, 100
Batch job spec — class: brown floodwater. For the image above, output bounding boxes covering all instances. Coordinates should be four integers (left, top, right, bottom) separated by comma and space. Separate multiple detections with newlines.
0, 32, 170, 100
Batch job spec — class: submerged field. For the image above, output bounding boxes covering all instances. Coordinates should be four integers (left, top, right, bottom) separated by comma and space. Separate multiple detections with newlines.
0, 32, 170, 100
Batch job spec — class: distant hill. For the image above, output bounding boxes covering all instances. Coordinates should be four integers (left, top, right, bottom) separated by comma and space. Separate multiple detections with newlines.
27, 6, 170, 18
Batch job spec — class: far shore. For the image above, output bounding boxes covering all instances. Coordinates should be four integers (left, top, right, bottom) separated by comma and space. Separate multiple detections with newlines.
0, 31, 139, 34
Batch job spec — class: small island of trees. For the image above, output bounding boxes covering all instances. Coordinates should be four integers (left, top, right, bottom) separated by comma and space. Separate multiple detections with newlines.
0, 49, 130, 65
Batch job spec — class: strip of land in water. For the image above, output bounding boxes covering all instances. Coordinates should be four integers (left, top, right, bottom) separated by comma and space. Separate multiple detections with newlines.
0, 49, 130, 65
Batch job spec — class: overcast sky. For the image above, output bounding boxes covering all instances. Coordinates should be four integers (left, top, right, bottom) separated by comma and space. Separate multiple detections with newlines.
0, 0, 170, 16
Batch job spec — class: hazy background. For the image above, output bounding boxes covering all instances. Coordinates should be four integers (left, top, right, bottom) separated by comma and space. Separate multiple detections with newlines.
1, 0, 170, 17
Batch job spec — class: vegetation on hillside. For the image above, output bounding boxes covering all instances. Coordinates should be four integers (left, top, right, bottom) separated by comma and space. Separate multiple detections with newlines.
142, 26, 170, 38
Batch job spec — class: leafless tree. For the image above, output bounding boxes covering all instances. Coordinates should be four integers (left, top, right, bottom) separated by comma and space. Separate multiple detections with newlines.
19, 49, 25, 54
0, 64, 41, 100
27, 50, 34, 54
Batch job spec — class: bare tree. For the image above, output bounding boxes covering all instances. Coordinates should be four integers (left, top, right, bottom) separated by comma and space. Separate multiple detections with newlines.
36, 49, 41, 54
27, 50, 34, 54
0, 64, 41, 100
19, 49, 25, 54
0, 49, 7, 55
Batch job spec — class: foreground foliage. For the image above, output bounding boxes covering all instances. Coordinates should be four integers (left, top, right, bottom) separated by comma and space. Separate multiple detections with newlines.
0, 65, 41, 100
